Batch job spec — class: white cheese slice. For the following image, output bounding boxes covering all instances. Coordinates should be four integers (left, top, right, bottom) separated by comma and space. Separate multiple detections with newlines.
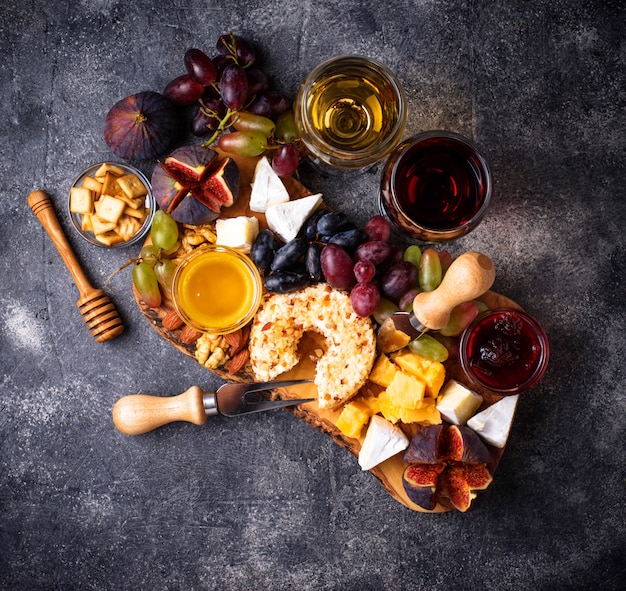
467, 394, 519, 448
215, 216, 259, 253
436, 379, 483, 425
358, 415, 409, 471
265, 193, 323, 243
249, 156, 291, 213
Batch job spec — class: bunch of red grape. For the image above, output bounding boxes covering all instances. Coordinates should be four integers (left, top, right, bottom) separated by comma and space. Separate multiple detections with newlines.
163, 32, 301, 177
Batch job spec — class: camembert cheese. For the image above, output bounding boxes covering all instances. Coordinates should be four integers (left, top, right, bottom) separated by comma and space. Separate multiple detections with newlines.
467, 394, 519, 448
249, 156, 291, 213
265, 193, 323, 243
358, 415, 409, 471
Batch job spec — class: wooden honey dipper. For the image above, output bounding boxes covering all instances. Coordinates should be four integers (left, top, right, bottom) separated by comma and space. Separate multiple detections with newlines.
28, 189, 125, 343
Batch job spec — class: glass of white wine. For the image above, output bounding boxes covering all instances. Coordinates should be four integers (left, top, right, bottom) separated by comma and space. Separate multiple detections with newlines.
294, 55, 407, 171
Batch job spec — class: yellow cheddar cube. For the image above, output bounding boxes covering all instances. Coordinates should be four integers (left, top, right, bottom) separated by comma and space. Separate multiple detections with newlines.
69, 187, 94, 215
391, 351, 446, 398
95, 195, 126, 224
360, 395, 381, 416
369, 354, 397, 388
397, 403, 441, 426
335, 400, 373, 439
385, 370, 425, 409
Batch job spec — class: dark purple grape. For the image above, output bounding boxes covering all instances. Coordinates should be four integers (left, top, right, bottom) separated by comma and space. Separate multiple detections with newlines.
184, 48, 217, 85
270, 237, 307, 271
328, 228, 368, 253
248, 91, 291, 120
298, 209, 326, 241
164, 74, 205, 106
272, 143, 300, 177
216, 33, 256, 68
320, 244, 355, 291
250, 229, 279, 275
212, 54, 231, 79
354, 241, 391, 266
317, 211, 353, 236
264, 271, 310, 293
245, 68, 269, 100
364, 215, 391, 242
350, 282, 381, 317
219, 64, 249, 110
354, 260, 376, 283
398, 287, 420, 311
381, 261, 419, 302
305, 244, 323, 281
191, 98, 226, 136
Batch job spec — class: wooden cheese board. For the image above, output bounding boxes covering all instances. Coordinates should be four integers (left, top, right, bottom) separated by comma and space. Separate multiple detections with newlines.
133, 153, 522, 513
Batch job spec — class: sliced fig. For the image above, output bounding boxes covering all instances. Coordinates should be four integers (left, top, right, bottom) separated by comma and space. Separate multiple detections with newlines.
403, 424, 444, 464
402, 423, 494, 512
440, 463, 492, 512
104, 91, 180, 160
402, 463, 444, 511
151, 145, 239, 225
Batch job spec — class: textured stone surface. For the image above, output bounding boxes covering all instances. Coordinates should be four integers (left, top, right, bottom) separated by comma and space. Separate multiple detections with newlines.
0, 1, 624, 589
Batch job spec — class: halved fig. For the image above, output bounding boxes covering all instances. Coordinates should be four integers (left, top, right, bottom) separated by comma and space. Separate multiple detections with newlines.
151, 145, 239, 225
402, 423, 494, 512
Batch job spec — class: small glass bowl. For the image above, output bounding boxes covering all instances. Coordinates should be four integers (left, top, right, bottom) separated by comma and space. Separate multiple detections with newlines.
459, 308, 549, 395
379, 131, 492, 243
172, 245, 263, 335
294, 54, 408, 171
68, 162, 155, 248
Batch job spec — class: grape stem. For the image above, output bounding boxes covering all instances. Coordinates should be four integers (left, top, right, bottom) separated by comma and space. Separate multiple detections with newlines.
202, 106, 236, 147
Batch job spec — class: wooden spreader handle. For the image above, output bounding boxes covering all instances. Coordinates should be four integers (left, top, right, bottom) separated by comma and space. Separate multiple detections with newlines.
412, 251, 496, 330
28, 189, 124, 342
112, 386, 209, 435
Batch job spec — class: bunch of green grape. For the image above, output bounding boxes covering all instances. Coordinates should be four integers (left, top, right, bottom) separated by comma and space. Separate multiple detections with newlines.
132, 210, 179, 309
163, 33, 302, 177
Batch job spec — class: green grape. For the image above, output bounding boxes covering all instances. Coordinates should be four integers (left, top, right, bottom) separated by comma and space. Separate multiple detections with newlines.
439, 301, 479, 337
473, 299, 489, 314
372, 297, 399, 325
132, 261, 162, 309
418, 248, 442, 292
409, 333, 449, 362
232, 111, 276, 136
151, 210, 179, 251
154, 259, 177, 299
140, 244, 161, 266
275, 109, 299, 142
218, 130, 268, 157
403, 244, 422, 270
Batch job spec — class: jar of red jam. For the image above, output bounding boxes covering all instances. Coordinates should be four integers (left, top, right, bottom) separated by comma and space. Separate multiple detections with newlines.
459, 308, 549, 395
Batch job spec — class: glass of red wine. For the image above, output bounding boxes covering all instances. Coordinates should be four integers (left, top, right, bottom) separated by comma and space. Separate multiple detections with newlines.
379, 131, 492, 243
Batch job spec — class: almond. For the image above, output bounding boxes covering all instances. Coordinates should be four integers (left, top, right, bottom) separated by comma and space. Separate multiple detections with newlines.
228, 348, 250, 375
162, 309, 184, 331
180, 324, 202, 344
223, 329, 243, 351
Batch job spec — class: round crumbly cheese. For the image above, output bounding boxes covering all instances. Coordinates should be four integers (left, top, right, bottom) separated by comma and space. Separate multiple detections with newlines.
249, 284, 376, 409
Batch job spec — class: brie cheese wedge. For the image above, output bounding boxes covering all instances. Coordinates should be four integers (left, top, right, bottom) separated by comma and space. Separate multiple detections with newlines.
467, 395, 519, 448
436, 379, 482, 425
265, 193, 323, 243
215, 216, 259, 253
358, 415, 409, 471
249, 156, 291, 213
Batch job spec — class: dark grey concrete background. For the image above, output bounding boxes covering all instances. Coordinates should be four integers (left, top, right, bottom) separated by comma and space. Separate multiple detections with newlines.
1, 1, 624, 589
